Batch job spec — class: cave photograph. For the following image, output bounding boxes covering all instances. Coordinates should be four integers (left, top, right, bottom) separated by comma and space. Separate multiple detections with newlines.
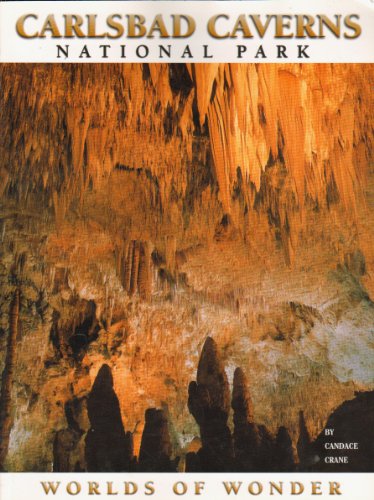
0, 63, 373, 473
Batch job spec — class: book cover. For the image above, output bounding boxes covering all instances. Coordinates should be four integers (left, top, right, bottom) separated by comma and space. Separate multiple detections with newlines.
0, 1, 373, 498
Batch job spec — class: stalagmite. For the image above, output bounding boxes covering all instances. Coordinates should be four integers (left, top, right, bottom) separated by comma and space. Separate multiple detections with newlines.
274, 426, 295, 472
232, 367, 261, 471
232, 367, 254, 423
297, 411, 314, 470
138, 408, 177, 472
0, 289, 20, 470
85, 364, 133, 472
187, 337, 234, 471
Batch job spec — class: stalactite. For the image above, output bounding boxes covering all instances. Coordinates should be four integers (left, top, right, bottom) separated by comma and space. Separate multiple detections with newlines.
130, 241, 140, 296
123, 241, 134, 294
1, 64, 372, 268
138, 242, 152, 300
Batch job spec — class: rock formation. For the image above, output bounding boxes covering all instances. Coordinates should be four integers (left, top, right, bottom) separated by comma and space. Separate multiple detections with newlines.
187, 337, 234, 471
231, 367, 260, 471
0, 289, 20, 470
274, 426, 295, 472
311, 391, 374, 472
138, 408, 177, 472
187, 341, 296, 472
297, 410, 315, 471
0, 62, 373, 470
85, 364, 133, 472
187, 339, 374, 472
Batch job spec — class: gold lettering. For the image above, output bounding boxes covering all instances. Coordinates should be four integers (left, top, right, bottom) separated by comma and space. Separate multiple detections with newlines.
107, 482, 118, 496
329, 482, 342, 495
66, 482, 81, 496
296, 15, 317, 38
127, 15, 146, 38
86, 14, 106, 38
248, 482, 263, 495
195, 482, 205, 495
147, 15, 169, 38
172, 15, 195, 38
270, 482, 283, 495
88, 482, 101, 495
207, 14, 230, 39
39, 15, 62, 38
251, 15, 273, 38
124, 482, 137, 495
106, 14, 124, 39
40, 482, 61, 495
344, 14, 361, 38
318, 15, 341, 38
64, 15, 85, 38
230, 15, 253, 38
223, 482, 242, 495
275, 15, 294, 38
312, 482, 322, 495
145, 482, 155, 496
173, 482, 187, 496
16, 14, 38, 38
291, 482, 304, 495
